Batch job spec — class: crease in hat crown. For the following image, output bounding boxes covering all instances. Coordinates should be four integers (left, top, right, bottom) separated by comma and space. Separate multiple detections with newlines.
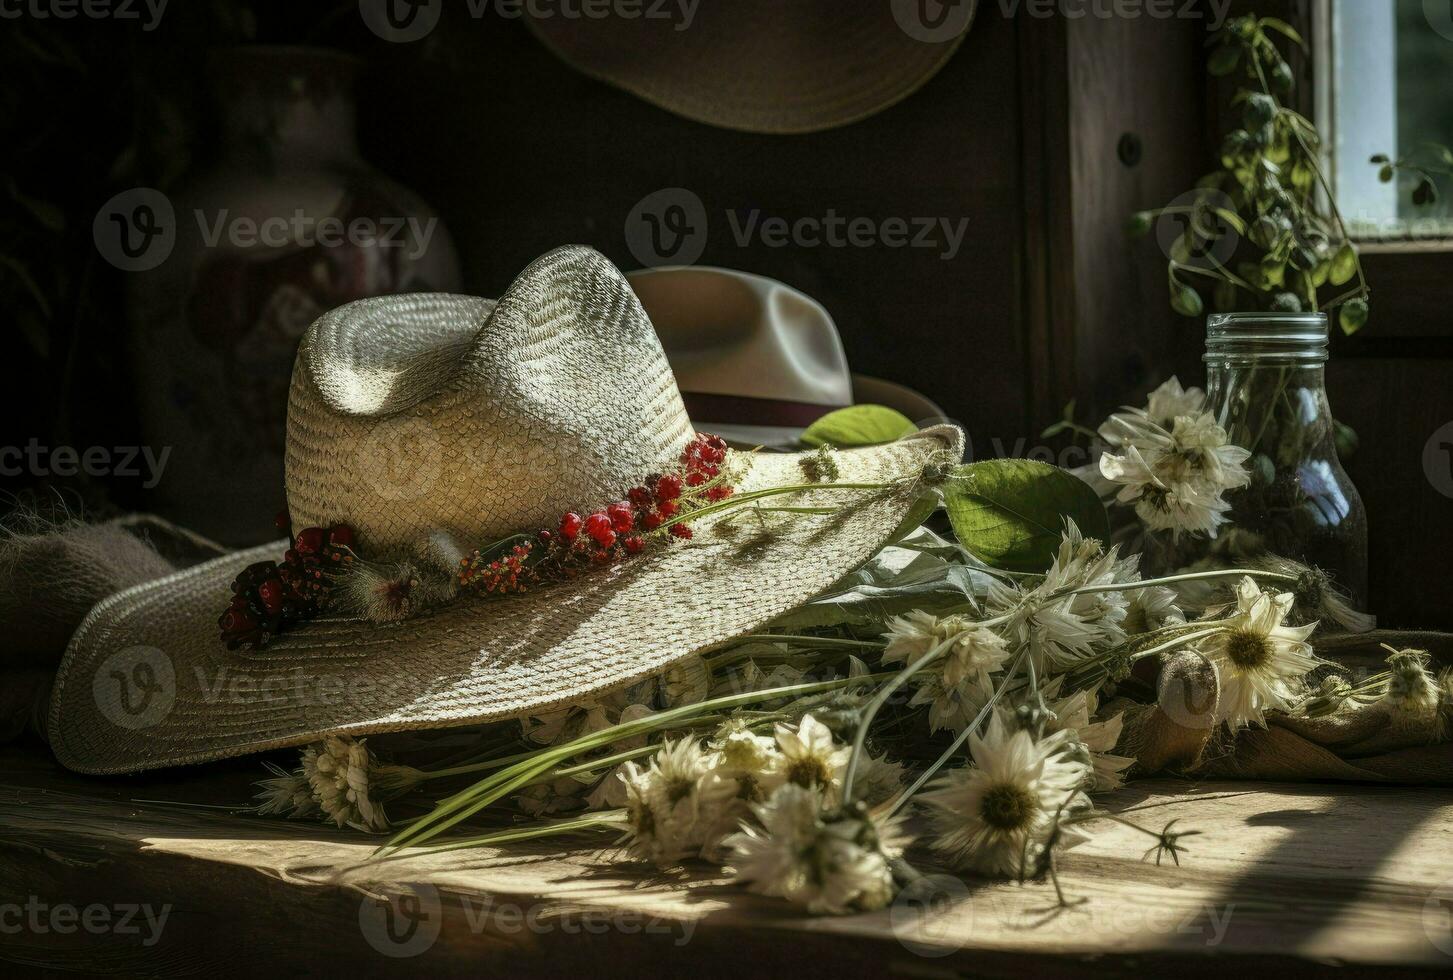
284, 245, 694, 555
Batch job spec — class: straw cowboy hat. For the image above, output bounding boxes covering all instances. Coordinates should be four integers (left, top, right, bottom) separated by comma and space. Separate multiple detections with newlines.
49, 246, 962, 774
629, 265, 949, 448
526, 1, 980, 134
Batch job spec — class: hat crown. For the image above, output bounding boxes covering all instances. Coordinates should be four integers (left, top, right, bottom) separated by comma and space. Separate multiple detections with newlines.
284, 246, 693, 553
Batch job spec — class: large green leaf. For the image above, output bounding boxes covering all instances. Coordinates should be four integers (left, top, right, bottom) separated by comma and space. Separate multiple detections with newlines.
944, 459, 1110, 572
800, 405, 916, 448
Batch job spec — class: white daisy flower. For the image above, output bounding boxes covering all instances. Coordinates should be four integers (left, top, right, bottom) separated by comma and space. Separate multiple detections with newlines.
1123, 583, 1185, 635
1101, 446, 1232, 539
1200, 577, 1321, 728
767, 714, 852, 802
618, 737, 736, 866
1165, 412, 1251, 494
725, 783, 905, 914
1028, 681, 1135, 792
920, 715, 1092, 877
1099, 376, 1207, 448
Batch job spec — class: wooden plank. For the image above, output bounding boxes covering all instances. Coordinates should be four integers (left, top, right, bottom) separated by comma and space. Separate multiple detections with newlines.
1, 747, 1450, 975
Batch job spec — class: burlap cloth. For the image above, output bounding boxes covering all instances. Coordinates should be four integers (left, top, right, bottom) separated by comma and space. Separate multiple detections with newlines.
5, 515, 1449, 785
1111, 633, 1453, 785
0, 515, 224, 742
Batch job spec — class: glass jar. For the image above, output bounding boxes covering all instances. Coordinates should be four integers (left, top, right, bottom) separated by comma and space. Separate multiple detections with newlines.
1197, 312, 1368, 605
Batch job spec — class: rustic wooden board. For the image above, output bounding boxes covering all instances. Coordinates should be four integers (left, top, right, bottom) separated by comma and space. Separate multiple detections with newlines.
1, 747, 1451, 976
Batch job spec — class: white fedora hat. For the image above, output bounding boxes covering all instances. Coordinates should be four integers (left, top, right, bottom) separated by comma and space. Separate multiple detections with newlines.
629, 265, 948, 448
526, 1, 979, 134
48, 246, 962, 774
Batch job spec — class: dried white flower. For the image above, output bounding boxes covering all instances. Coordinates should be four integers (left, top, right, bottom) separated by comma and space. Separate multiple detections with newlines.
766, 714, 852, 803
1382, 646, 1441, 738
618, 738, 736, 866
1123, 583, 1185, 635
1200, 577, 1321, 729
1098, 393, 1250, 541
522, 679, 658, 748
725, 784, 905, 914
253, 762, 319, 820
986, 520, 1133, 671
920, 715, 1092, 877
300, 735, 395, 832
884, 612, 1011, 733
1023, 681, 1134, 792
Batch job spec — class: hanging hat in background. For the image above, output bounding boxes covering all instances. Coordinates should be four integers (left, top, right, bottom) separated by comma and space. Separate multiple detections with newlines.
525, 0, 979, 135
48, 246, 962, 774
628, 265, 948, 448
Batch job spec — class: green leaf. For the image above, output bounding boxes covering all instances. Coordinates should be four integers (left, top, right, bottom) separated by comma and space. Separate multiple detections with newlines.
1169, 275, 1204, 317
799, 404, 917, 448
1378, 164, 1396, 183
943, 459, 1110, 573
1258, 17, 1307, 50
1339, 297, 1369, 335
1208, 43, 1241, 76
1126, 211, 1154, 237
1269, 291, 1302, 313
1329, 243, 1357, 286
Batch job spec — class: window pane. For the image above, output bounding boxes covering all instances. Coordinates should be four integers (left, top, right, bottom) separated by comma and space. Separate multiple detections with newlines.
1333, 0, 1453, 238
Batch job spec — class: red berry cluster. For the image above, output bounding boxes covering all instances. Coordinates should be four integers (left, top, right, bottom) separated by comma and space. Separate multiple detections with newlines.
458, 541, 536, 593
456, 432, 736, 595
219, 524, 355, 649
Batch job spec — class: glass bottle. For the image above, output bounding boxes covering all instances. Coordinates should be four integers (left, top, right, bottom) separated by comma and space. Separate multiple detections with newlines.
1199, 312, 1368, 605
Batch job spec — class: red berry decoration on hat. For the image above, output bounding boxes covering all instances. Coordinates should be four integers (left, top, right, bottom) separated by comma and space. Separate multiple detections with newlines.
222, 433, 737, 649
219, 523, 355, 649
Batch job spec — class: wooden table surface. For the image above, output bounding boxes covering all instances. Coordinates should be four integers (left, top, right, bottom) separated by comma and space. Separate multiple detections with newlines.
1, 746, 1451, 977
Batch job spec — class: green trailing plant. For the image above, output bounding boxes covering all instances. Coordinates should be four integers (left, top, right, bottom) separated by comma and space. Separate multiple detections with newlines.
1128, 15, 1370, 335
1371, 143, 1453, 210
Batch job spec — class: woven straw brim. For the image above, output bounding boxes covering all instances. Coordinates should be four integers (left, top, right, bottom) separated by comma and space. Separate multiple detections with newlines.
526, 2, 975, 135
48, 427, 960, 774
